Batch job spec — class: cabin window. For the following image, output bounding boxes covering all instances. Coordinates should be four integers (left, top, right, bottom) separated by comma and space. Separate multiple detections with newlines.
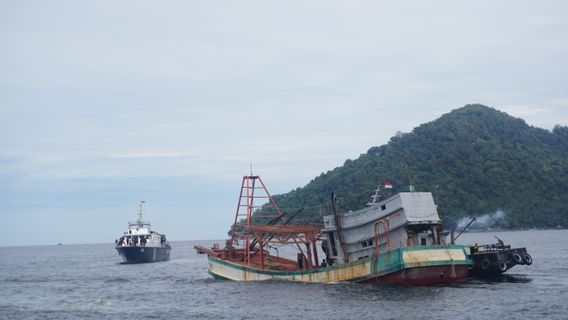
361, 238, 375, 248
420, 238, 427, 246
381, 204, 386, 210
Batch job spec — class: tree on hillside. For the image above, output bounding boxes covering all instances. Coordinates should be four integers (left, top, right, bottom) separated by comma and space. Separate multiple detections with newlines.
255, 104, 568, 229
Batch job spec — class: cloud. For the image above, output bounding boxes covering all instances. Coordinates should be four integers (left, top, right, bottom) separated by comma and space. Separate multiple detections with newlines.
502, 99, 568, 129
502, 105, 554, 117
1, 1, 568, 245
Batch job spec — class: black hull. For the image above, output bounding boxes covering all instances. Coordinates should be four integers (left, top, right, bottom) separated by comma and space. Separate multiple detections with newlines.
116, 246, 171, 264
469, 247, 532, 277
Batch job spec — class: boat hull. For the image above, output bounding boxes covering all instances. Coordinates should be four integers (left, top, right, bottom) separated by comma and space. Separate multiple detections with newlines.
469, 247, 531, 276
206, 245, 471, 285
116, 246, 171, 263
358, 264, 469, 285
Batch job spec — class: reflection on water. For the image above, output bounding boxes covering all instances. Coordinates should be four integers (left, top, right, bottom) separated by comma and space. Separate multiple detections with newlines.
467, 274, 533, 284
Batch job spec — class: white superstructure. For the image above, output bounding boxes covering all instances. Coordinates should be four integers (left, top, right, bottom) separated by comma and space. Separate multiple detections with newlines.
323, 192, 443, 263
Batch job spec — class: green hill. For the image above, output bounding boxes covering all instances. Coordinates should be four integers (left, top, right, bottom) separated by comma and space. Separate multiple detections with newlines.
262, 104, 568, 229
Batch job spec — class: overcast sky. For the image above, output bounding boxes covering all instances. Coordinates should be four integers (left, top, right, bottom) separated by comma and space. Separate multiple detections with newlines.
1, 1, 567, 246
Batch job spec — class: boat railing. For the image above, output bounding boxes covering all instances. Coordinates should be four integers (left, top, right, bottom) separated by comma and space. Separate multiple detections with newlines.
373, 219, 391, 257
470, 242, 511, 254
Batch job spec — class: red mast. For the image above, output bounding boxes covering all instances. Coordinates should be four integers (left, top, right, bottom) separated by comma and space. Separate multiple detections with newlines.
230, 175, 286, 265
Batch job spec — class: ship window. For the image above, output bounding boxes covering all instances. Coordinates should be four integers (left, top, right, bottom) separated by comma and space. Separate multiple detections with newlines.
381, 204, 386, 210
420, 238, 427, 246
361, 238, 375, 248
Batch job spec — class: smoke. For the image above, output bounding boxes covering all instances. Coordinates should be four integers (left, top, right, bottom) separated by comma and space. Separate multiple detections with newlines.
455, 210, 507, 231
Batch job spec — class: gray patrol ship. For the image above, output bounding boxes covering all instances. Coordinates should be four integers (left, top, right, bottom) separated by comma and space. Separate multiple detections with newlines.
115, 201, 171, 263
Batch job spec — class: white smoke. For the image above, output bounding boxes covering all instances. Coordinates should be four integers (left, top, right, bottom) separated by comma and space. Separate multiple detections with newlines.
456, 210, 506, 231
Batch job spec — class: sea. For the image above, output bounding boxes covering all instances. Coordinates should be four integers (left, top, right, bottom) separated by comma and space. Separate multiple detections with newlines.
1, 229, 567, 320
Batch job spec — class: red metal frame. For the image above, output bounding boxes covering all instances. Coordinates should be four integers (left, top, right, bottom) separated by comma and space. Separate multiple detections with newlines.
194, 175, 324, 271
230, 175, 286, 266
373, 219, 391, 257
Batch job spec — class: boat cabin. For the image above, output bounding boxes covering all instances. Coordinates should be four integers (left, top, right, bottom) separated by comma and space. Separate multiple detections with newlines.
322, 192, 443, 264
127, 220, 151, 235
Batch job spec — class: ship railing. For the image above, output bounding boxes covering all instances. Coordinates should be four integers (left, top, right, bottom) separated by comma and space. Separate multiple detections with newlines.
471, 242, 511, 253
373, 219, 391, 258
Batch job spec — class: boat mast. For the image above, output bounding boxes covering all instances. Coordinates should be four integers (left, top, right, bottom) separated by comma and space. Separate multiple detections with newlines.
230, 175, 289, 266
138, 200, 145, 226
400, 155, 415, 192
367, 184, 382, 205
331, 193, 349, 263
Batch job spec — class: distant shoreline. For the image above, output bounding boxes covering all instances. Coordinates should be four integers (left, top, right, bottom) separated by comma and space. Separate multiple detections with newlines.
2, 229, 568, 248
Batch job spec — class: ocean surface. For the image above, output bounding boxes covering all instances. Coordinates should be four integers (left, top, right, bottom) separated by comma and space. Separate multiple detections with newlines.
1, 229, 567, 320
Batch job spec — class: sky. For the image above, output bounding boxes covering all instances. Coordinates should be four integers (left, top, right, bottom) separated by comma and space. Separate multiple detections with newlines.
1, 1, 567, 246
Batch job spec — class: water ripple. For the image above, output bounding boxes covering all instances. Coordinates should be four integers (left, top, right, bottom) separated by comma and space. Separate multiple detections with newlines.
0, 232, 567, 320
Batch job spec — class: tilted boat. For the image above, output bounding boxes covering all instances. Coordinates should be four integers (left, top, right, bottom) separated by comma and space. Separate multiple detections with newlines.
195, 175, 471, 285
115, 201, 171, 263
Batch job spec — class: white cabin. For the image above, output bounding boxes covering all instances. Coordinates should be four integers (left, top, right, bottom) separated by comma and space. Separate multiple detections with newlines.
323, 192, 443, 263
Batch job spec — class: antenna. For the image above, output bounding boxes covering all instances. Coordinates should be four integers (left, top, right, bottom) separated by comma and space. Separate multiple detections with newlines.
250, 163, 253, 176
400, 155, 415, 192
367, 184, 382, 205
139, 200, 145, 223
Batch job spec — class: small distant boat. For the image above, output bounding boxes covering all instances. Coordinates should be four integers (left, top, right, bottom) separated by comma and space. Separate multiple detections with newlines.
195, 175, 471, 285
115, 201, 171, 263
57, 243, 63, 246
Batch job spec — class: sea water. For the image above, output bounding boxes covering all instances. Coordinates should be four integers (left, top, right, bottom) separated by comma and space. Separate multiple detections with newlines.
1, 229, 567, 320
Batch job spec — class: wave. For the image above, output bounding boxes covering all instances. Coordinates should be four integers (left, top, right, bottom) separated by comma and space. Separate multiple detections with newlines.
102, 277, 131, 283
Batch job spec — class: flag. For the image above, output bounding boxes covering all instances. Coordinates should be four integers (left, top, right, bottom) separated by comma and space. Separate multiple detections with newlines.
384, 182, 393, 189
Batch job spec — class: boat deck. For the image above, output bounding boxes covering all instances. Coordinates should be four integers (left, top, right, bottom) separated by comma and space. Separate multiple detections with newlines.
195, 245, 303, 271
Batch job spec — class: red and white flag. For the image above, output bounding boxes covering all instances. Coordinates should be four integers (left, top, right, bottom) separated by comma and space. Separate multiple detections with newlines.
383, 182, 393, 189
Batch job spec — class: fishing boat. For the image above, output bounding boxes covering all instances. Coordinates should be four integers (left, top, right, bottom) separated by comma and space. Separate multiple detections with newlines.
115, 201, 171, 263
195, 175, 471, 285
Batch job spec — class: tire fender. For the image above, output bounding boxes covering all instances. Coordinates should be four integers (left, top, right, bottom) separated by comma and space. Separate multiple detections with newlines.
481, 259, 491, 270
524, 254, 533, 265
498, 261, 507, 272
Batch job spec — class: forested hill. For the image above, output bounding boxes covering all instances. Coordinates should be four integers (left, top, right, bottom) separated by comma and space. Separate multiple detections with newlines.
265, 104, 568, 229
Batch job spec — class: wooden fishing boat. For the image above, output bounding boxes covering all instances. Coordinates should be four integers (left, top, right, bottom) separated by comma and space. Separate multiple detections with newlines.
195, 175, 471, 285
